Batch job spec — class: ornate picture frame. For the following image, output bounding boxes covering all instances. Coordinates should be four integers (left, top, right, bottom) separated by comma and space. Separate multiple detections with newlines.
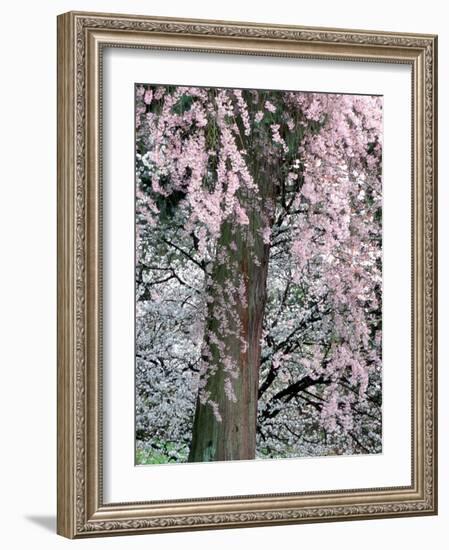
57, 11, 437, 538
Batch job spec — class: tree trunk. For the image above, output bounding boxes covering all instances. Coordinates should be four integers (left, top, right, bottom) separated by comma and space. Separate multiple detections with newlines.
189, 175, 275, 462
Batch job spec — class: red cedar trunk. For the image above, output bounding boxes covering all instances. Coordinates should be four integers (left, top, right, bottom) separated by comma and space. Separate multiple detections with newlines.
189, 173, 275, 462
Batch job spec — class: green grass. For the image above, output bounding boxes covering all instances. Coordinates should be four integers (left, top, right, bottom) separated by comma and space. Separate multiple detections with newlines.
136, 442, 189, 465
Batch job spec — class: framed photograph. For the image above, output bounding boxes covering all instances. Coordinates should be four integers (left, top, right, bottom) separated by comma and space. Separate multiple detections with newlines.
57, 11, 438, 538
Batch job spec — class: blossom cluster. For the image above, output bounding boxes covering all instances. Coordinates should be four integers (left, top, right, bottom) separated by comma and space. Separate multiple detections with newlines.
135, 84, 382, 461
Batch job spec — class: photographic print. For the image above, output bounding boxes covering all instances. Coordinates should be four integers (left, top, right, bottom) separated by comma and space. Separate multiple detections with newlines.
135, 84, 383, 465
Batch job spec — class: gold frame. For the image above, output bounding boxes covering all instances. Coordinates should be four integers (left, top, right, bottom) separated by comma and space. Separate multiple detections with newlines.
57, 11, 438, 538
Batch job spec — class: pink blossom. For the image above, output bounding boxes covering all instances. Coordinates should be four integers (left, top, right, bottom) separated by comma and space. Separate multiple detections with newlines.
265, 100, 276, 113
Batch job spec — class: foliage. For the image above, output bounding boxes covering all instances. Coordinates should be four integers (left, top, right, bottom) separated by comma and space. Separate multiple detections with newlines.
135, 84, 383, 462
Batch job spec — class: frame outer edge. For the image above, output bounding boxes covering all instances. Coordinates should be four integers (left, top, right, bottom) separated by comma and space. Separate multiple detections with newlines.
56, 10, 438, 538
431, 34, 438, 515
57, 12, 77, 539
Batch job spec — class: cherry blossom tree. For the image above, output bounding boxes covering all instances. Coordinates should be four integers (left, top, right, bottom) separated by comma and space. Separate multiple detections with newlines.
135, 84, 382, 463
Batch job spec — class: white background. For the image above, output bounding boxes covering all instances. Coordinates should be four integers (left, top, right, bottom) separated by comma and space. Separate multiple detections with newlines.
104, 49, 411, 502
0, 0, 446, 548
